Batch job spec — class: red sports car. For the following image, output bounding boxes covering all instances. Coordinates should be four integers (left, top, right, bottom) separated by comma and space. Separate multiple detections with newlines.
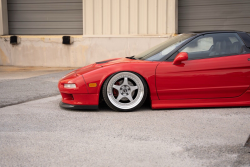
58, 31, 250, 111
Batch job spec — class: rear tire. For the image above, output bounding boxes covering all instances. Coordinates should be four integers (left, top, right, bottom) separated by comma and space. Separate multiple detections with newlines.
102, 72, 148, 112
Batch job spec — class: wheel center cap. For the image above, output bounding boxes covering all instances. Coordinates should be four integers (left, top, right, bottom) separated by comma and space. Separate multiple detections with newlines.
121, 85, 130, 96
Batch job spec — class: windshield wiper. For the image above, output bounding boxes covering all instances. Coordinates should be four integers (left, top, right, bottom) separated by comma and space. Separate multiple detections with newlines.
125, 55, 137, 60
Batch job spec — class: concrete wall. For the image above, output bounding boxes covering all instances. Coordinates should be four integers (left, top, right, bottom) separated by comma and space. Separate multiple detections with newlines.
0, 35, 173, 67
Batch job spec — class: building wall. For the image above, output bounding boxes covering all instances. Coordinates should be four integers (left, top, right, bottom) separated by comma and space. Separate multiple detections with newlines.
84, 0, 170, 35
0, 0, 178, 67
0, 35, 172, 67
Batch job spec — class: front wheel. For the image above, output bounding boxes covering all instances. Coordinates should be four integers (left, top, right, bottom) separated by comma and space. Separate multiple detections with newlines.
102, 72, 148, 112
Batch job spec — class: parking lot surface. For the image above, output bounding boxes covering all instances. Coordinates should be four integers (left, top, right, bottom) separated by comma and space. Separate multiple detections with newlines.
0, 66, 73, 108
0, 68, 249, 167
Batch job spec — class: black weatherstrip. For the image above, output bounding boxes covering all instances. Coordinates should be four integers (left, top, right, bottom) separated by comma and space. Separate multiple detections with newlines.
237, 32, 250, 48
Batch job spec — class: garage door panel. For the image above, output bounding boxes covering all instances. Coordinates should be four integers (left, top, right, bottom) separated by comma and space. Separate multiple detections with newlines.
179, 18, 250, 27
9, 22, 83, 29
179, 0, 250, 6
179, 25, 250, 33
8, 0, 82, 4
7, 0, 83, 35
9, 11, 82, 22
179, 11, 250, 20
9, 28, 83, 35
179, 4, 250, 20
179, 0, 250, 33
8, 3, 82, 11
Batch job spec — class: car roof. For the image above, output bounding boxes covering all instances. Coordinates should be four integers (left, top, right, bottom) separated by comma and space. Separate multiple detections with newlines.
190, 30, 245, 35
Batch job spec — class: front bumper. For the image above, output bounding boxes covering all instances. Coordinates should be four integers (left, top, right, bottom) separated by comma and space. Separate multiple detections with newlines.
59, 93, 99, 110
60, 101, 98, 110
58, 70, 99, 110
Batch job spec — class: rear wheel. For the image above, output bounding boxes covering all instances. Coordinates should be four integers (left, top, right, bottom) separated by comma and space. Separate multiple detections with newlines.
102, 72, 148, 111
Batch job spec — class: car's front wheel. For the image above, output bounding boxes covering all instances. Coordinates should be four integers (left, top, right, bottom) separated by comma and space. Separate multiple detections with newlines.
102, 72, 148, 111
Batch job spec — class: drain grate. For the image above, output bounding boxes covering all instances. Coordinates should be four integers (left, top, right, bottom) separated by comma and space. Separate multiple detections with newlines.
244, 135, 250, 147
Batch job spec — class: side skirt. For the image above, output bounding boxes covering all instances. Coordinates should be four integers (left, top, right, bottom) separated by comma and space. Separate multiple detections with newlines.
151, 90, 250, 109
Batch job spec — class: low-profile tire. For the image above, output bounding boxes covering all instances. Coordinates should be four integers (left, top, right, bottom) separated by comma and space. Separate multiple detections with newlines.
102, 72, 148, 112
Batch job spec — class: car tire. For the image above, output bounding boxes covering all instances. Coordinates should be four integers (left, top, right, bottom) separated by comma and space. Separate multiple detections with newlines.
102, 72, 148, 112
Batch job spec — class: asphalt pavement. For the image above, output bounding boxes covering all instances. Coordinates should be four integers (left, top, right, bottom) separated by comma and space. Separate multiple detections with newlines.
0, 66, 74, 108
0, 67, 250, 167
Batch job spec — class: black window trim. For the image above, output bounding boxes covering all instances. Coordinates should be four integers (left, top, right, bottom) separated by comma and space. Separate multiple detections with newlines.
182, 51, 250, 62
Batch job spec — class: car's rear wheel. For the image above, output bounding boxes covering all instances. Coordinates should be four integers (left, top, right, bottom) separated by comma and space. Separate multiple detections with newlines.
102, 72, 148, 111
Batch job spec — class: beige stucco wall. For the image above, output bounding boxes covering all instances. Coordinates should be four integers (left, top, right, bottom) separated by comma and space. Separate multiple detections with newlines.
0, 35, 173, 67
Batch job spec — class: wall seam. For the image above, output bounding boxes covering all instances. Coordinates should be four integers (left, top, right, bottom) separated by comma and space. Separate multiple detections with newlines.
156, 0, 158, 34
101, 0, 103, 35
110, 0, 112, 34
128, 0, 130, 35
137, 0, 139, 34
119, 0, 121, 34
93, 0, 95, 35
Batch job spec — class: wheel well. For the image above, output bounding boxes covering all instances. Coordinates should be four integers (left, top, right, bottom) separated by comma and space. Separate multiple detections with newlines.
98, 71, 151, 105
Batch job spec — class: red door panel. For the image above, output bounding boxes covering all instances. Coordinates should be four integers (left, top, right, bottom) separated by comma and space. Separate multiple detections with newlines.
156, 54, 250, 100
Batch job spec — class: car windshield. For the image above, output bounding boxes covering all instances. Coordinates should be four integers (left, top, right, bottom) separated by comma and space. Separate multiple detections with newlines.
134, 33, 196, 60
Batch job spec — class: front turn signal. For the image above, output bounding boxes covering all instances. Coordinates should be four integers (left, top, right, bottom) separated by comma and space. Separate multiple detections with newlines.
89, 83, 97, 87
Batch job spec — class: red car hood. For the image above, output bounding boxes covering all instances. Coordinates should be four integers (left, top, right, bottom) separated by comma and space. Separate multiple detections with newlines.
75, 58, 132, 75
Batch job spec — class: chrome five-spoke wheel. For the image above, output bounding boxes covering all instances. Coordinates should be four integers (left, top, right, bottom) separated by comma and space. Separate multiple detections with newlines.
103, 72, 148, 111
